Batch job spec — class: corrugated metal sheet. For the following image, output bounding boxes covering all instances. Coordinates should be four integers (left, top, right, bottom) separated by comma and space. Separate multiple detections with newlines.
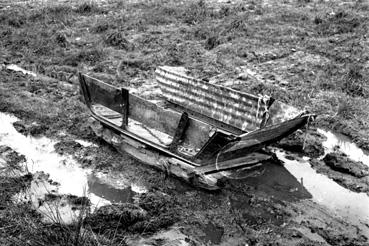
156, 66, 272, 132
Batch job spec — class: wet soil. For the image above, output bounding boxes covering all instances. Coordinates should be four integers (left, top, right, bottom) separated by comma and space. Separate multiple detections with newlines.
1, 0, 369, 245
2, 110, 369, 245
323, 152, 369, 178
275, 129, 326, 158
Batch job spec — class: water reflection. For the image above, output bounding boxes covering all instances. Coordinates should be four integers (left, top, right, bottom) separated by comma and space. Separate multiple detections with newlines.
0, 112, 145, 209
88, 174, 135, 203
318, 129, 369, 166
277, 150, 369, 226
226, 160, 312, 202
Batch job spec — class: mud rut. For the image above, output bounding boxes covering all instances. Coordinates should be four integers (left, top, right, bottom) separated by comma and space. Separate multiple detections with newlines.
1, 0, 369, 245
1, 65, 369, 245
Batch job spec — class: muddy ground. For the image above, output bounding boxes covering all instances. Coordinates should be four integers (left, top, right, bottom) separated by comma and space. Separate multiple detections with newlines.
1, 0, 369, 245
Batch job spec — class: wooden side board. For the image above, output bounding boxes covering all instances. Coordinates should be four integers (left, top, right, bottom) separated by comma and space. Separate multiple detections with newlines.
156, 66, 273, 132
89, 118, 220, 190
81, 74, 214, 151
220, 115, 311, 160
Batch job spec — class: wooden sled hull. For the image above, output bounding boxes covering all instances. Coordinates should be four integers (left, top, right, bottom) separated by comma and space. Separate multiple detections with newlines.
88, 117, 271, 190
218, 115, 312, 161
79, 72, 312, 189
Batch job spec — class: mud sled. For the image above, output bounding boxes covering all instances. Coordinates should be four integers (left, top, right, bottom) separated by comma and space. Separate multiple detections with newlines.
79, 66, 313, 190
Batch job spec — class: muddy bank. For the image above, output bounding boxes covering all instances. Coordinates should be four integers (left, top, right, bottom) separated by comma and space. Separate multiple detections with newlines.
310, 156, 369, 195
85, 192, 179, 237
319, 117, 369, 152
13, 120, 49, 137
323, 152, 369, 178
276, 126, 369, 196
1, 0, 369, 244
0, 68, 95, 141
275, 129, 325, 158
3, 110, 369, 245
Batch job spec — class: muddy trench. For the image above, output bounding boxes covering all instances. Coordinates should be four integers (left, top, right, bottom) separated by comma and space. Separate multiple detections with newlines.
1, 0, 369, 244
1, 109, 369, 245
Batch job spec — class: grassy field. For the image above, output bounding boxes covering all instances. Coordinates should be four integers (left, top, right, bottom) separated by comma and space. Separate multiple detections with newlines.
1, 0, 369, 148
1, 0, 369, 245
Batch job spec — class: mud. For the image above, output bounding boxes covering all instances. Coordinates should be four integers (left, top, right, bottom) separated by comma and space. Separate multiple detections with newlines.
310, 158, 369, 195
275, 129, 325, 158
2, 109, 369, 244
278, 151, 369, 227
54, 140, 83, 155
319, 128, 369, 165
323, 152, 369, 178
13, 120, 49, 136
1, 0, 369, 245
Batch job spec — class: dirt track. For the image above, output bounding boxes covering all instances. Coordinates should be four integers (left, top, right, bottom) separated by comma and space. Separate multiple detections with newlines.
1, 0, 369, 245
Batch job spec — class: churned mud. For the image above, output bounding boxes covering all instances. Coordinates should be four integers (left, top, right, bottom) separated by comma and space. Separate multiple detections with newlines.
1, 0, 369, 245
3, 108, 369, 245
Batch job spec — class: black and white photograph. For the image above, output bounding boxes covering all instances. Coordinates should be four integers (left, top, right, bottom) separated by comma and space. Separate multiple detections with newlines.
0, 0, 368, 245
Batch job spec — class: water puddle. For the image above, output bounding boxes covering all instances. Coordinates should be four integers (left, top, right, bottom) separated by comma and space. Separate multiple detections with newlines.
318, 129, 369, 166
228, 160, 312, 202
276, 150, 369, 226
127, 227, 195, 246
13, 172, 89, 224
6, 64, 37, 77
88, 173, 135, 203
75, 139, 97, 147
0, 112, 147, 223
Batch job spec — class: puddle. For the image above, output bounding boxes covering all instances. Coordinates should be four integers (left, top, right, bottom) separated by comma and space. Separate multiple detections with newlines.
75, 139, 97, 147
6, 64, 37, 77
276, 150, 369, 226
14, 172, 88, 224
127, 227, 195, 246
88, 173, 135, 203
318, 129, 369, 166
228, 161, 312, 202
0, 112, 147, 223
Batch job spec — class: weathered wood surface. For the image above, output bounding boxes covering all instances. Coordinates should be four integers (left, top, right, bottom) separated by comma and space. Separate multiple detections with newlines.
156, 66, 272, 132
121, 88, 129, 127
194, 131, 235, 162
223, 115, 310, 156
195, 152, 270, 174
81, 74, 213, 150
89, 118, 219, 190
169, 112, 189, 152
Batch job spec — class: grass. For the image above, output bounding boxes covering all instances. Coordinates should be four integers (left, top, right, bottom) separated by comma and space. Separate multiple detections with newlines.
1, 0, 369, 150
0, 153, 121, 246
1, 2, 369, 245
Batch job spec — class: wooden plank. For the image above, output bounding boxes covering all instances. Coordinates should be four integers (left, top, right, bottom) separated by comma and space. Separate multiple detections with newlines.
89, 118, 219, 190
121, 88, 129, 128
156, 66, 272, 132
195, 152, 270, 174
78, 73, 92, 107
169, 112, 189, 152
220, 115, 310, 159
84, 75, 123, 113
168, 102, 244, 135
194, 131, 236, 162
82, 74, 212, 151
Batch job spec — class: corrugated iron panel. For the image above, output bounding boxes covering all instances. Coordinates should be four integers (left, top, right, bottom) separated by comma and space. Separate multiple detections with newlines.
156, 66, 272, 132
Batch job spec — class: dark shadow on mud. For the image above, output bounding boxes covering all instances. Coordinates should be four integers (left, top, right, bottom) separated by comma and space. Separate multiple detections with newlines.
226, 161, 312, 202
87, 174, 135, 203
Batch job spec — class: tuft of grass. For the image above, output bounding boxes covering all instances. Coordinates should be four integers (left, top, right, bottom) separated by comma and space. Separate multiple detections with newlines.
315, 10, 362, 36
341, 64, 368, 97
63, 48, 106, 67
75, 2, 105, 15
181, 0, 210, 25
91, 21, 115, 33
104, 31, 133, 50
